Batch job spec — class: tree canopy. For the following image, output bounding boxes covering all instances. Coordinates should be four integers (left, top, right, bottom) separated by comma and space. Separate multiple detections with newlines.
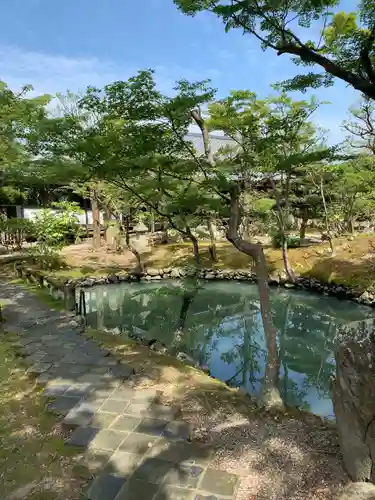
174, 0, 375, 100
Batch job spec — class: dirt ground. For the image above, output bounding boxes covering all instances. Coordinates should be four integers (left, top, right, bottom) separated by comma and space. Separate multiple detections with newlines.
86, 329, 348, 500
58, 234, 375, 292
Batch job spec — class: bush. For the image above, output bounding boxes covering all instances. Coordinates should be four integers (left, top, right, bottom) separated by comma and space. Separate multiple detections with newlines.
33, 201, 83, 251
0, 218, 35, 250
271, 231, 301, 249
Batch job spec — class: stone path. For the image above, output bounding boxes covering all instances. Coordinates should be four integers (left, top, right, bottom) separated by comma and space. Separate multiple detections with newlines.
0, 282, 240, 500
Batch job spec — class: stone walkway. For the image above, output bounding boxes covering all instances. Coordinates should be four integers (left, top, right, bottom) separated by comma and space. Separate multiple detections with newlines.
0, 282, 240, 500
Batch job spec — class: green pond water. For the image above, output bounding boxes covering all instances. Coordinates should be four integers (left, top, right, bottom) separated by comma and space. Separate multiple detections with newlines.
79, 280, 375, 418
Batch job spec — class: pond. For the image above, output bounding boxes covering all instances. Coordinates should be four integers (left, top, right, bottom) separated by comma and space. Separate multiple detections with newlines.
79, 280, 375, 418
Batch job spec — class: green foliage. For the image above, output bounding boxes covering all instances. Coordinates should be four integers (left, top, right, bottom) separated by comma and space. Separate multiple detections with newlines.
271, 231, 301, 249
0, 218, 34, 250
174, 0, 375, 100
32, 201, 82, 252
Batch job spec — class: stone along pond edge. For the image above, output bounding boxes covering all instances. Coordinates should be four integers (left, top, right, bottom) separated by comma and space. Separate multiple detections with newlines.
9, 262, 345, 428
14, 262, 375, 308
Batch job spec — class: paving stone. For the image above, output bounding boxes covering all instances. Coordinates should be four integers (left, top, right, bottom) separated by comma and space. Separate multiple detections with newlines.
109, 415, 141, 432
27, 362, 53, 375
132, 457, 172, 484
115, 478, 159, 500
132, 389, 157, 403
91, 412, 117, 428
147, 404, 179, 421
90, 366, 111, 375
119, 433, 157, 455
145, 439, 212, 466
57, 364, 89, 376
100, 399, 130, 415
82, 448, 113, 472
36, 371, 58, 384
90, 386, 117, 399
63, 402, 96, 428
97, 358, 119, 367
199, 469, 239, 497
24, 352, 47, 364
89, 429, 129, 451
64, 383, 93, 398
67, 426, 100, 447
163, 421, 191, 441
43, 382, 72, 396
111, 387, 135, 401
108, 450, 141, 476
164, 464, 204, 489
135, 418, 169, 436
109, 364, 134, 380
86, 472, 126, 500
194, 495, 223, 500
123, 401, 152, 417
155, 485, 195, 500
47, 395, 81, 415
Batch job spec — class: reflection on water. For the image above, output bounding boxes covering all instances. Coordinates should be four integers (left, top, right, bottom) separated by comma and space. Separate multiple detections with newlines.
80, 280, 375, 418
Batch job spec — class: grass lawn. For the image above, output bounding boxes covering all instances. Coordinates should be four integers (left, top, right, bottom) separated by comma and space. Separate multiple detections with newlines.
0, 331, 91, 500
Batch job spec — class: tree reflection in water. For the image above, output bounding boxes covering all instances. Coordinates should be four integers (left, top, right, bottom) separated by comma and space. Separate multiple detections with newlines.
81, 280, 375, 418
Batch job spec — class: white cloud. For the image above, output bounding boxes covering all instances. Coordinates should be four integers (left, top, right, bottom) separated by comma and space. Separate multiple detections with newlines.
0, 45, 130, 95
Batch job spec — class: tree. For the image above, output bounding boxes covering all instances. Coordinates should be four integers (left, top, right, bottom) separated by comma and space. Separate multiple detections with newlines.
343, 97, 375, 155
174, 0, 375, 100
207, 90, 285, 409
262, 93, 331, 280
77, 70, 221, 267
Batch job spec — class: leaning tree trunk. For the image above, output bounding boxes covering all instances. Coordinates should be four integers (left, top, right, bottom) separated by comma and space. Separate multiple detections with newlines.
333, 319, 375, 482
90, 189, 101, 250
226, 185, 284, 412
185, 226, 200, 266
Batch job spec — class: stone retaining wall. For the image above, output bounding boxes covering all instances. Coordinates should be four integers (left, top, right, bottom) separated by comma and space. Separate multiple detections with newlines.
15, 263, 375, 308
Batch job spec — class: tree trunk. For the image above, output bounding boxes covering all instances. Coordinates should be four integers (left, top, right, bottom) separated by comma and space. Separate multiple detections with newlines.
299, 212, 308, 239
185, 226, 200, 266
319, 178, 336, 256
103, 207, 111, 241
333, 318, 375, 483
226, 185, 284, 412
124, 215, 143, 273
281, 236, 296, 282
207, 219, 218, 263
84, 199, 90, 238
90, 190, 101, 250
270, 176, 295, 282
150, 209, 155, 233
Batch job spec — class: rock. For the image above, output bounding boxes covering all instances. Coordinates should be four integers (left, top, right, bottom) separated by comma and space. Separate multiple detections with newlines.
336, 482, 375, 500
284, 282, 295, 289
170, 268, 181, 278
107, 274, 119, 283
359, 291, 375, 305
205, 272, 215, 279
333, 322, 375, 482
150, 275, 162, 280
176, 352, 195, 366
146, 268, 160, 277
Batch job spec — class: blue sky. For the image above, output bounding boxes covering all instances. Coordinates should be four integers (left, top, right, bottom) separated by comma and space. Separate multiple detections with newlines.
1, 0, 359, 143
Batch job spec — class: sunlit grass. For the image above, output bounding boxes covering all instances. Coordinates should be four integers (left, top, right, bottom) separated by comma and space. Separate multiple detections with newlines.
0, 334, 90, 498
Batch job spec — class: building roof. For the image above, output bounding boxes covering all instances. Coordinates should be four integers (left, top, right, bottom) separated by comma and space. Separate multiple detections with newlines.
184, 132, 237, 156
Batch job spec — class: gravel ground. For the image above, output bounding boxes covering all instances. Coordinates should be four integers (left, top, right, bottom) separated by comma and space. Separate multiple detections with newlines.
91, 333, 348, 500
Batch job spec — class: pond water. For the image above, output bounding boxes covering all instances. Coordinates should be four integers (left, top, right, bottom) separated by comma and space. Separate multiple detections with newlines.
79, 280, 375, 418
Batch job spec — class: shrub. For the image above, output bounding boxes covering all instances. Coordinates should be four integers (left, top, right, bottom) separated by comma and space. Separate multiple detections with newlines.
0, 218, 35, 250
271, 231, 301, 249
